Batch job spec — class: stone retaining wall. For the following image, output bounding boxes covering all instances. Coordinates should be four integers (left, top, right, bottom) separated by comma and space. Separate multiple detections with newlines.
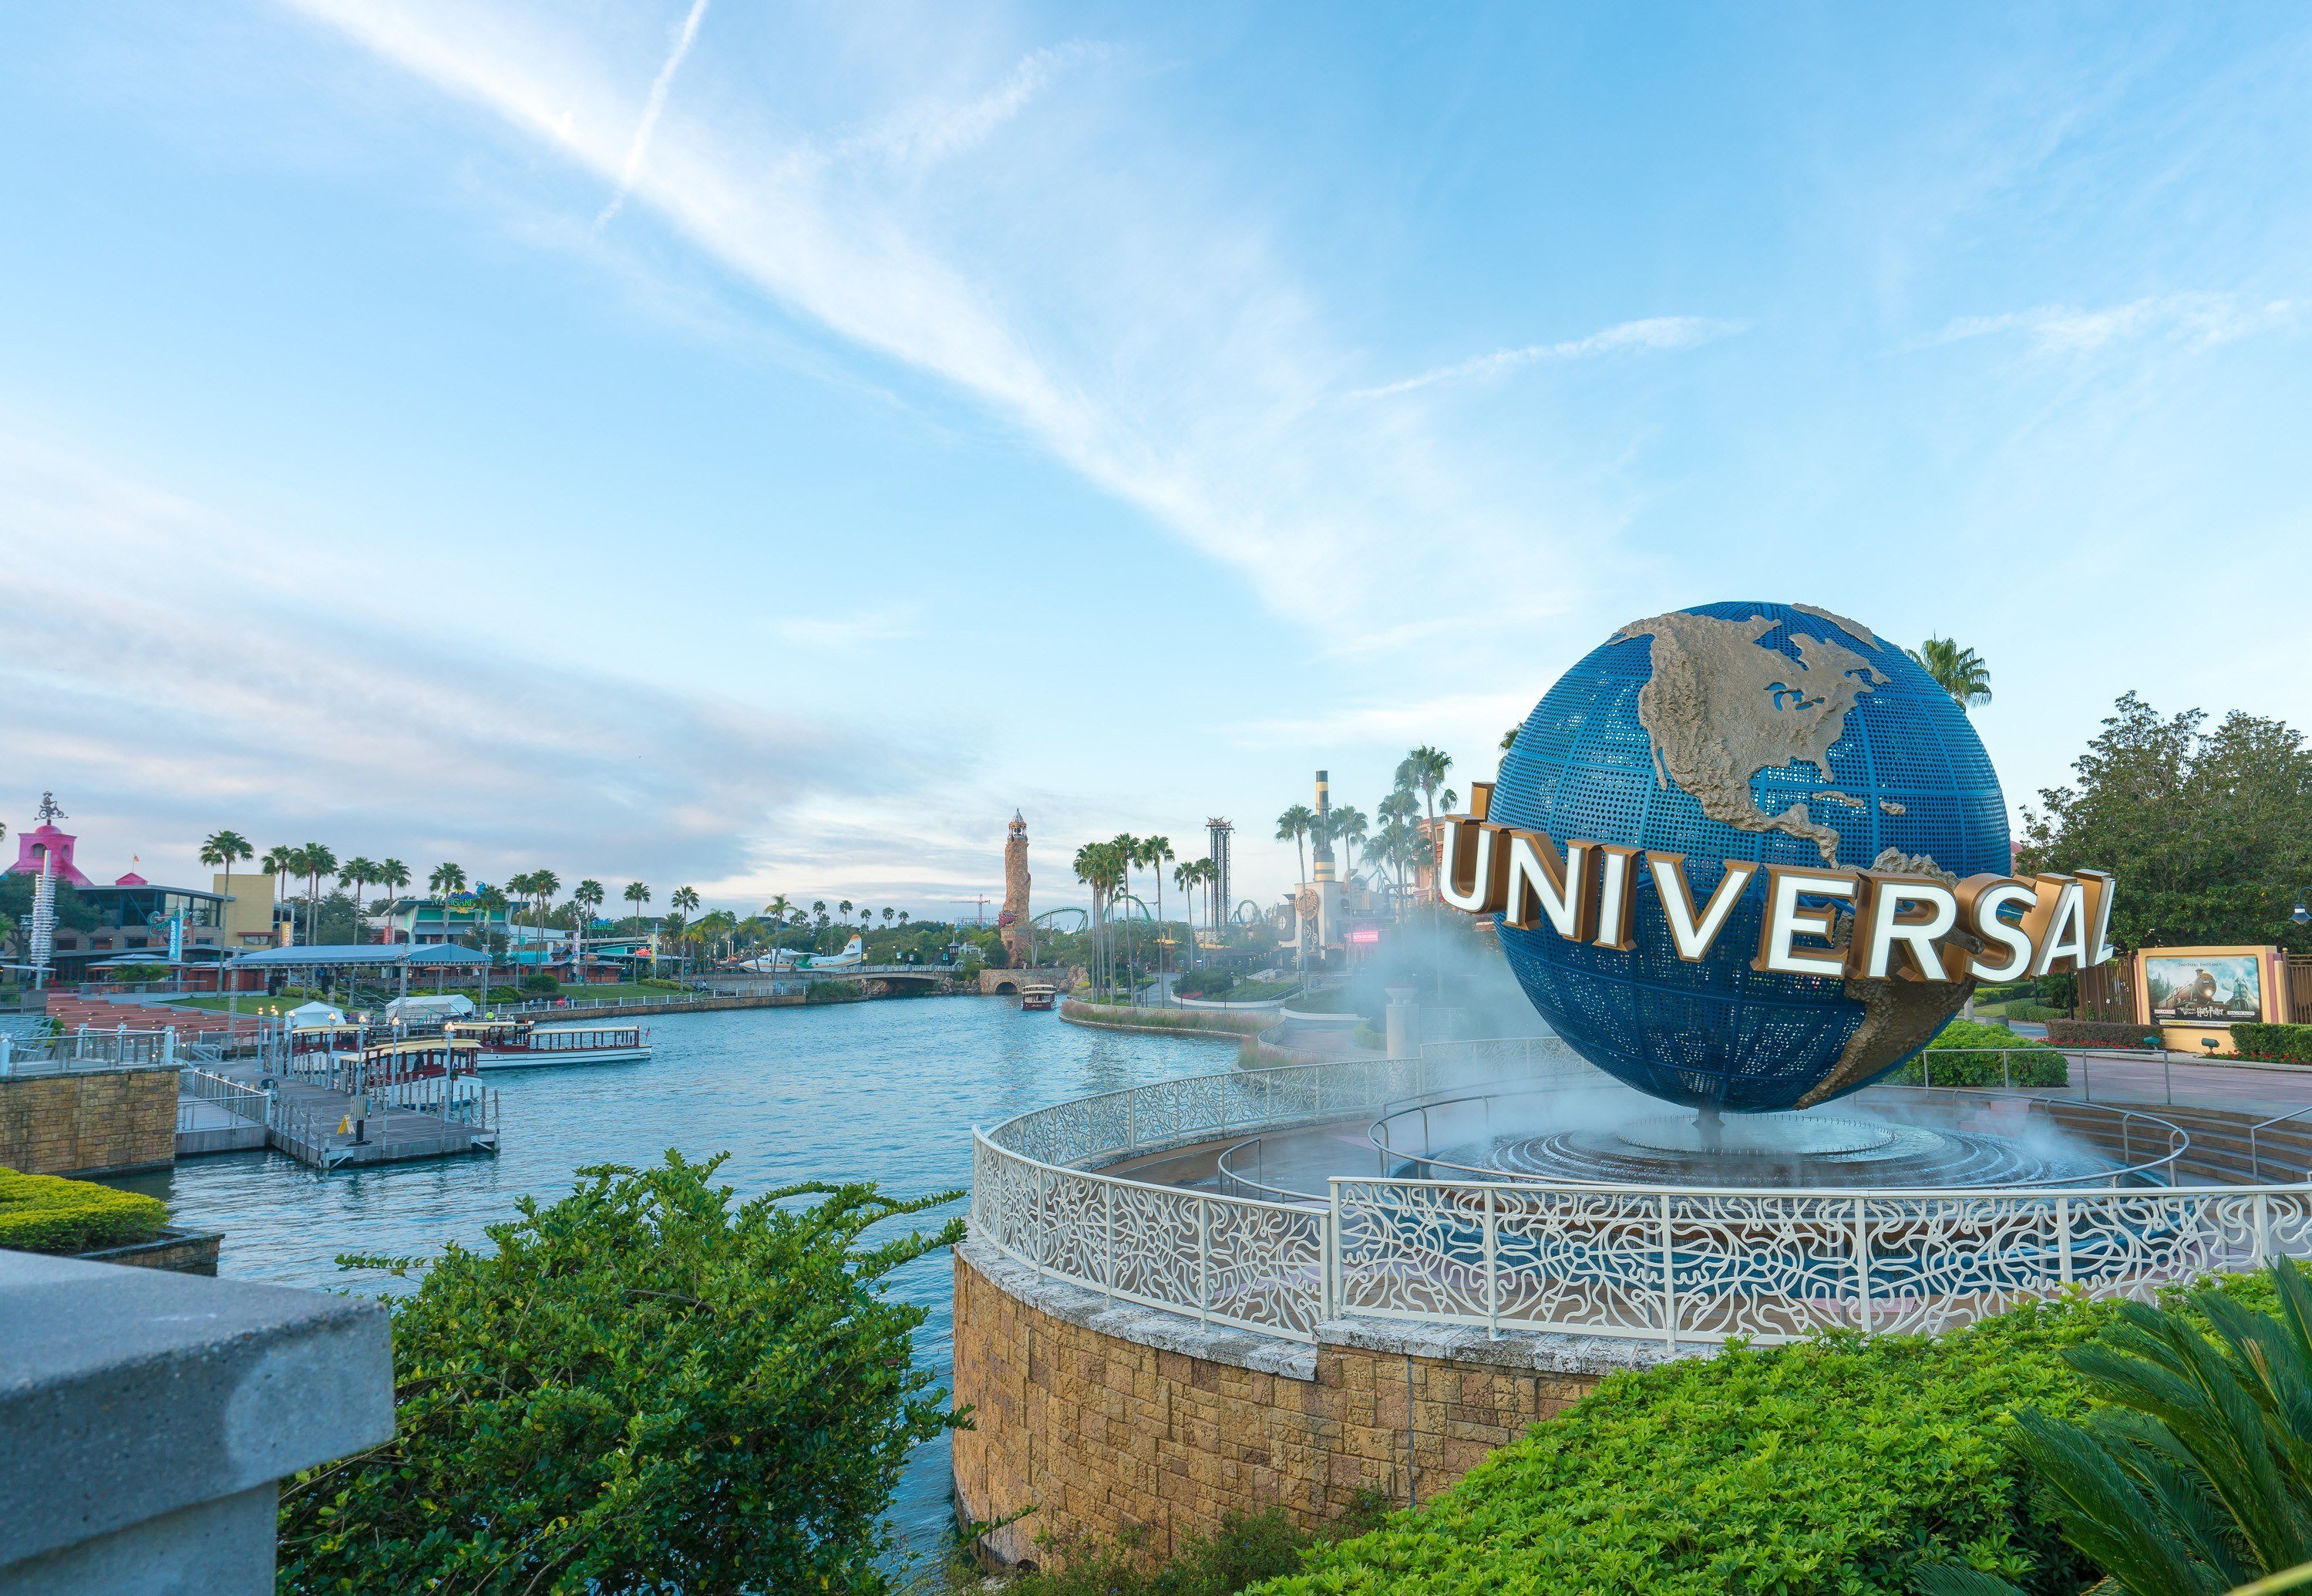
76, 1227, 224, 1275
0, 1066, 177, 1177
951, 1239, 1660, 1568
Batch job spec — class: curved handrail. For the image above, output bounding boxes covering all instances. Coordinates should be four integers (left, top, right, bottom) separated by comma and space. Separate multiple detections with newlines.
2250, 1106, 2312, 1184
970, 1046, 2312, 1351
1365, 1083, 2195, 1193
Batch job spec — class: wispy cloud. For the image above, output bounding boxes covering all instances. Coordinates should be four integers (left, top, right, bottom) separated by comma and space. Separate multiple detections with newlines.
1351, 316, 1750, 399
278, 1, 1606, 632
0, 440, 941, 900
833, 42, 1105, 170
1929, 292, 2301, 355
595, 0, 710, 228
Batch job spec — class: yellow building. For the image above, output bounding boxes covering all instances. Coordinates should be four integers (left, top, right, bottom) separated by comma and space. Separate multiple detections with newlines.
212, 871, 280, 949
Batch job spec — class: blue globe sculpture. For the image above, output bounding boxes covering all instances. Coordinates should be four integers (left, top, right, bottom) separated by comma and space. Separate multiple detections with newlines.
1491, 601, 2011, 1113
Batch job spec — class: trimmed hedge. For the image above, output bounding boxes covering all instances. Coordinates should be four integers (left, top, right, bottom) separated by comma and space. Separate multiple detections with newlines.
1259, 1298, 2125, 1595
2045, 1018, 2159, 1049
1061, 1000, 1269, 1037
1886, 1019, 2066, 1087
2229, 1022, 2312, 1066
0, 1167, 169, 1254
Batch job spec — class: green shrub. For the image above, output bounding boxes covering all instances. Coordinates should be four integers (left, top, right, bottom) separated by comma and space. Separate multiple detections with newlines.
519, 971, 560, 995
1886, 1019, 2067, 1086
1352, 1024, 1385, 1052
638, 976, 688, 991
1228, 978, 1301, 1004
2045, 1018, 2159, 1049
2229, 1022, 2312, 1066
0, 1168, 169, 1254
106, 961, 170, 985
1258, 1298, 2123, 1596
277, 1153, 963, 1594
1175, 969, 1238, 999
805, 979, 854, 1003
1060, 1000, 1267, 1036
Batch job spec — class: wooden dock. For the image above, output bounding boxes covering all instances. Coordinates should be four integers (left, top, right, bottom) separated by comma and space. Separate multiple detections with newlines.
177, 1063, 499, 1170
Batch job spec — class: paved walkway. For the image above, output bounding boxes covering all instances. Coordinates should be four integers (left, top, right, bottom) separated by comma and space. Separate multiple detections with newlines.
2058, 1051, 2312, 1116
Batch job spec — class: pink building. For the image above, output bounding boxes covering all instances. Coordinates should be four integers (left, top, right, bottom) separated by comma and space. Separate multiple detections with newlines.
7, 822, 93, 887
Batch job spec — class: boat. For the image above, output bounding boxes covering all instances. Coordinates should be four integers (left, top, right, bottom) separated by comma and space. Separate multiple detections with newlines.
1018, 984, 1057, 1012
445, 1018, 652, 1069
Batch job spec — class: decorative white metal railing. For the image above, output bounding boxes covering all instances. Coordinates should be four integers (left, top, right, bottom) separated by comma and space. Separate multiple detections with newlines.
973, 1043, 1583, 1342
972, 1044, 2312, 1349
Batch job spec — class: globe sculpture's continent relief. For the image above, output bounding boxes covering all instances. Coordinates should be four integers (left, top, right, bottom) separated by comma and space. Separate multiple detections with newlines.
1491, 601, 2011, 1113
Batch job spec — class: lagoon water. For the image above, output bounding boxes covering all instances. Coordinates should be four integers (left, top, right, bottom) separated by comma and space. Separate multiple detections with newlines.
125, 995, 1226, 1564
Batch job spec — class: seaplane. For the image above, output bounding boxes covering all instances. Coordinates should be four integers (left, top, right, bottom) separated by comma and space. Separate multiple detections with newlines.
739, 934, 867, 973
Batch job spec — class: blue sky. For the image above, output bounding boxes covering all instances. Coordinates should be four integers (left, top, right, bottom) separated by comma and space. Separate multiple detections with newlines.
3, 2, 2309, 918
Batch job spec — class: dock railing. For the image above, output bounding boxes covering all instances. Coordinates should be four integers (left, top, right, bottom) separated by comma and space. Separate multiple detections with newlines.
1, 1024, 178, 1076
177, 1066, 270, 1133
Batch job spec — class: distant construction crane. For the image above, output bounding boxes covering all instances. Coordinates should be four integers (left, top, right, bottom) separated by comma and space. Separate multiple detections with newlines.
952, 895, 993, 928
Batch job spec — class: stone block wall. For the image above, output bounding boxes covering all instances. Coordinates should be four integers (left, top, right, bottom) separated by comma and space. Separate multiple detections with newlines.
952, 1241, 1644, 1568
0, 1066, 177, 1176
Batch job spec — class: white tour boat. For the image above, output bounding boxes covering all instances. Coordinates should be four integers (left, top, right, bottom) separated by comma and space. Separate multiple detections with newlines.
446, 1018, 652, 1069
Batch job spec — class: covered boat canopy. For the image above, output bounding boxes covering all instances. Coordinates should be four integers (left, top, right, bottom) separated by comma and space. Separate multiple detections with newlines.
382, 993, 476, 1022
233, 944, 493, 969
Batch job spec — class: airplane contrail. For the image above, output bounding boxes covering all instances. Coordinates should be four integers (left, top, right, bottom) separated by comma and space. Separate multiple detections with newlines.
596, 0, 712, 229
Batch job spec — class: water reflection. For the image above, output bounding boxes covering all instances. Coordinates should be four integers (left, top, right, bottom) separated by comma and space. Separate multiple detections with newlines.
130, 995, 1225, 1559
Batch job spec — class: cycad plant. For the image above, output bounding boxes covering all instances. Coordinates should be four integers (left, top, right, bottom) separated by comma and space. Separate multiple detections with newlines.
1919, 1261, 2312, 1596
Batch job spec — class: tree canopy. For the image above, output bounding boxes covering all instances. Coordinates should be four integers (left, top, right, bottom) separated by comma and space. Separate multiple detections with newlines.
277, 1153, 964, 1594
2019, 692, 2312, 952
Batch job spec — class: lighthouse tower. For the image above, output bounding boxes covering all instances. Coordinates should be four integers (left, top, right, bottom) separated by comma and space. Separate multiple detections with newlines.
998, 812, 1034, 968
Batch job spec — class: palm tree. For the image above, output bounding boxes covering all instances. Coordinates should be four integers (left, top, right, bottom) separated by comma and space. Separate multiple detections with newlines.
470, 884, 509, 959
1909, 636, 1993, 710
262, 845, 294, 905
762, 894, 795, 950
624, 880, 651, 932
1109, 834, 1142, 998
1135, 837, 1174, 998
1398, 747, 1455, 997
1173, 858, 1206, 968
571, 879, 604, 967
1398, 746, 1454, 826
505, 870, 537, 958
882, 906, 894, 928
667, 886, 702, 977
1074, 843, 1116, 998
1275, 806, 1316, 892
339, 857, 379, 943
199, 832, 253, 934
375, 859, 411, 942
426, 862, 466, 942
295, 843, 336, 944
1330, 806, 1368, 893
531, 870, 562, 962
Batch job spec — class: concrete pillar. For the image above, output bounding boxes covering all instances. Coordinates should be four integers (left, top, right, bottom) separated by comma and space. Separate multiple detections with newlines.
1385, 986, 1418, 1059
0, 1252, 393, 1592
